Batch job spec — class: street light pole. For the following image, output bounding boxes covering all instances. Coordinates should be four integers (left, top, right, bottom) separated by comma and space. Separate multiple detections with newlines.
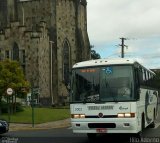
49, 41, 54, 105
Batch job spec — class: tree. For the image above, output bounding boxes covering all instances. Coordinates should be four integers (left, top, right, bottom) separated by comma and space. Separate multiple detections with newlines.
90, 45, 101, 59
0, 59, 29, 113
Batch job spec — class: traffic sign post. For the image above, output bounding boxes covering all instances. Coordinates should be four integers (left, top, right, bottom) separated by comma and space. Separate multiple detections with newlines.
6, 88, 13, 123
31, 86, 35, 128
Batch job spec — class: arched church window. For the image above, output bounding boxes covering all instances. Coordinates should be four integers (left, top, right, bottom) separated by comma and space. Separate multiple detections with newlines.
63, 40, 70, 84
12, 42, 19, 61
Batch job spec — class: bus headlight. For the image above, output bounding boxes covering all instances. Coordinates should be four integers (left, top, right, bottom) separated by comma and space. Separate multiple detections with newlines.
117, 113, 125, 118
118, 113, 135, 118
71, 114, 85, 118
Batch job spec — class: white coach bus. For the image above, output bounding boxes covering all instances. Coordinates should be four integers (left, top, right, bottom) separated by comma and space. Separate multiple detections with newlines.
70, 58, 158, 138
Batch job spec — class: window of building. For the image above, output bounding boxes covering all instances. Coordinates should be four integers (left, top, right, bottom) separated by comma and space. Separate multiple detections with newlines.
5, 50, 9, 59
12, 42, 19, 61
20, 50, 25, 64
62, 40, 70, 84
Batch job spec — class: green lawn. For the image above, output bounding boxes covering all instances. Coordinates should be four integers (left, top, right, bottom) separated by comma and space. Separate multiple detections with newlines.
1, 107, 70, 124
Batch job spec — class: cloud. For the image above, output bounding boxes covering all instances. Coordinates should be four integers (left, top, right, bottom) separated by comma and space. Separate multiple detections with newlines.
87, 0, 160, 43
87, 0, 160, 68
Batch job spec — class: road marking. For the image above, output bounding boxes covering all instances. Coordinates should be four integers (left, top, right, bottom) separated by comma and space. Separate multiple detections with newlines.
154, 122, 160, 129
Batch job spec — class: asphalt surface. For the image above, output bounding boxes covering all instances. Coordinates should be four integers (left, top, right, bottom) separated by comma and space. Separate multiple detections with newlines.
9, 118, 71, 131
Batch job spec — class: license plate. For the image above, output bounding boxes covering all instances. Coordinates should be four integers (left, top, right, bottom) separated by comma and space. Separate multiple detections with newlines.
96, 128, 107, 133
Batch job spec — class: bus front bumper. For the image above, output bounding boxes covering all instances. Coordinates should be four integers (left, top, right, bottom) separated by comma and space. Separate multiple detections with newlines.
71, 118, 140, 134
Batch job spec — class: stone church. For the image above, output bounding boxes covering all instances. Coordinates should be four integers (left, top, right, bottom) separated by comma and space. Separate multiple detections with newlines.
0, 0, 90, 106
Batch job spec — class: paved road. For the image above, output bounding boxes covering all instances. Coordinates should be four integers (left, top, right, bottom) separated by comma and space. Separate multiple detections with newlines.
0, 122, 160, 143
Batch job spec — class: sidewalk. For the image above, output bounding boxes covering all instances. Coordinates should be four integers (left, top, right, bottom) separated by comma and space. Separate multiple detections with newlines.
9, 118, 71, 131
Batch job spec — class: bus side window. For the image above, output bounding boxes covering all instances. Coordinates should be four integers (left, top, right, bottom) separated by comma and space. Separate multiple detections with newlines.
148, 74, 155, 88
138, 68, 143, 85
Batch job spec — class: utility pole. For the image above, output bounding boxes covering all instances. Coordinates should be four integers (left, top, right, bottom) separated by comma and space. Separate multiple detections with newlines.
119, 38, 127, 58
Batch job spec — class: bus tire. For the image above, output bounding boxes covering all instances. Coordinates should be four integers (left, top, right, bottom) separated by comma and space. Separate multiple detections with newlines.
141, 113, 145, 131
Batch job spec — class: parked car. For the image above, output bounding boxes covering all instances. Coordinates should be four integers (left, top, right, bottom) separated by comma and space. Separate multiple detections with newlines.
0, 120, 9, 134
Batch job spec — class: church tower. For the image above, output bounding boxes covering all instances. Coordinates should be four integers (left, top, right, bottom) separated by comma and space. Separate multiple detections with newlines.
55, 0, 90, 104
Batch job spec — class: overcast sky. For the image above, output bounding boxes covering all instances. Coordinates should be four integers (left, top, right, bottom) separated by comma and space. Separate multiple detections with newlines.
87, 0, 160, 69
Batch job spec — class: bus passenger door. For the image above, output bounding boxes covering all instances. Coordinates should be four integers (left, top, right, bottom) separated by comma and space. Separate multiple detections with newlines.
134, 67, 142, 130
134, 68, 140, 100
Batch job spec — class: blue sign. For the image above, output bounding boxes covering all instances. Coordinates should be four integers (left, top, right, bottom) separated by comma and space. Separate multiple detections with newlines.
105, 67, 113, 74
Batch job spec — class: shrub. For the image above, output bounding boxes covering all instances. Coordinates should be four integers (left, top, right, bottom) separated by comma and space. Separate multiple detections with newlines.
0, 101, 24, 114
15, 102, 24, 112
0, 100, 8, 113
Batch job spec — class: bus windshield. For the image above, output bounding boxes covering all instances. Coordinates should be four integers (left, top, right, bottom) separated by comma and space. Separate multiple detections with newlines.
70, 65, 135, 103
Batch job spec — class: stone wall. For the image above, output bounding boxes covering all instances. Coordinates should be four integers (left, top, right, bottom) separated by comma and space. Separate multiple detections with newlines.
0, 21, 51, 105
0, 0, 90, 106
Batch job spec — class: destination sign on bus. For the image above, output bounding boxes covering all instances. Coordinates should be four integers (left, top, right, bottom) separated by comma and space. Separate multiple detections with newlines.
80, 69, 96, 73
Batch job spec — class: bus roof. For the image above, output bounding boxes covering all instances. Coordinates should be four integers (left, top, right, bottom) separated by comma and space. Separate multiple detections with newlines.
72, 58, 138, 68
72, 58, 155, 75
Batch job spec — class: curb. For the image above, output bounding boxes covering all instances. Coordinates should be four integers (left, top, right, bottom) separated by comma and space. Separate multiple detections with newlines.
9, 118, 71, 131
